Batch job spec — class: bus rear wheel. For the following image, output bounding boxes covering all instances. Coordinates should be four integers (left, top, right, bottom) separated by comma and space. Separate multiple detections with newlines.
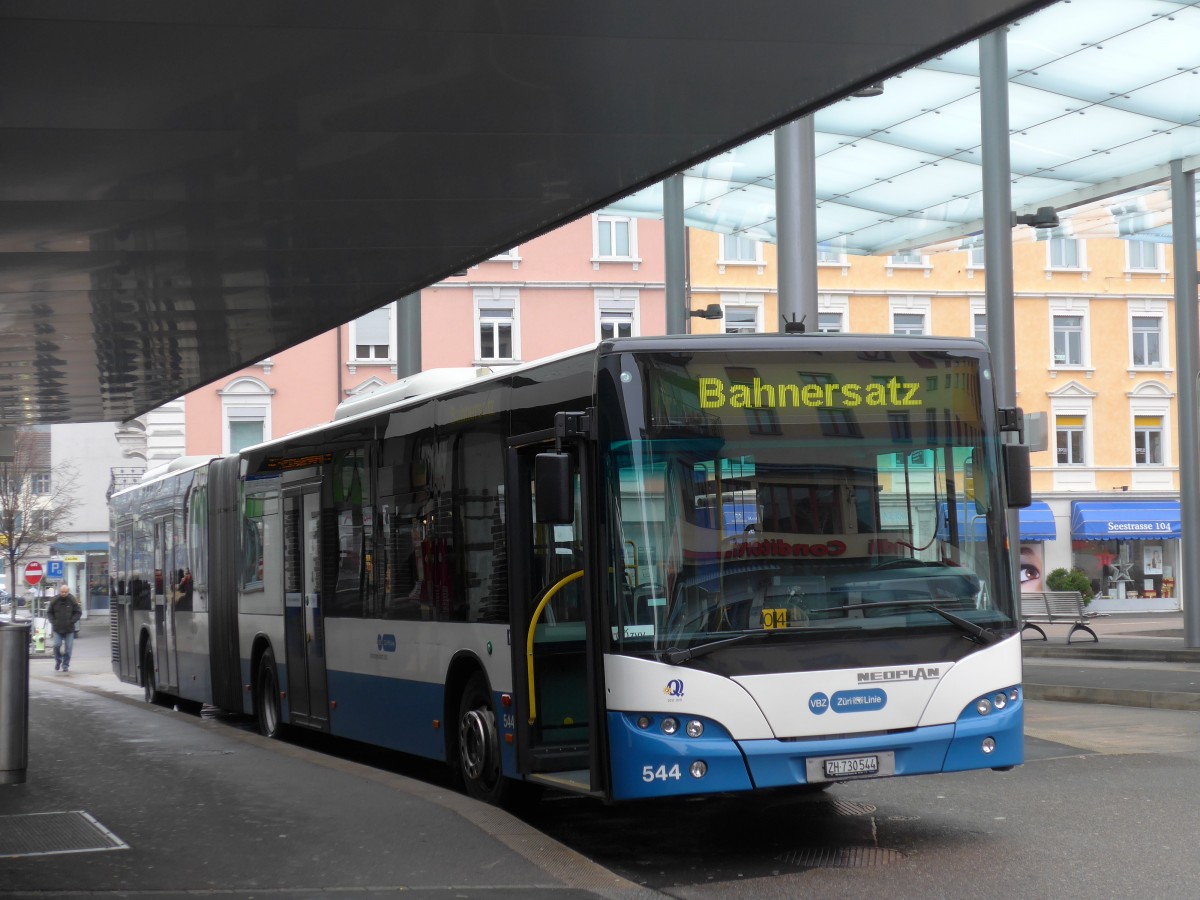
255, 649, 283, 739
457, 672, 513, 805
142, 647, 166, 706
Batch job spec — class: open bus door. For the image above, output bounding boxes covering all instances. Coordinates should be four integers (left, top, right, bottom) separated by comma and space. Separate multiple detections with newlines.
281, 483, 330, 730
507, 413, 608, 798
152, 516, 177, 692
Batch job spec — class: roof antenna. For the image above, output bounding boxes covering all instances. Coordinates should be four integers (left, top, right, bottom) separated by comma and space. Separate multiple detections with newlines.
782, 313, 806, 334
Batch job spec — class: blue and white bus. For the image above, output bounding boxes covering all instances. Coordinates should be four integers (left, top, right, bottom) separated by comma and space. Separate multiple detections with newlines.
109, 333, 1031, 805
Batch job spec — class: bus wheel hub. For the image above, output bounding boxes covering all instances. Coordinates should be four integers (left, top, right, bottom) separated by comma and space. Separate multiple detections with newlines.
460, 708, 493, 780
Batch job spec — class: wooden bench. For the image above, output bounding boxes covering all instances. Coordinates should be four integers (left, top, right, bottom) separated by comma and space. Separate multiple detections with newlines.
1020, 591, 1098, 643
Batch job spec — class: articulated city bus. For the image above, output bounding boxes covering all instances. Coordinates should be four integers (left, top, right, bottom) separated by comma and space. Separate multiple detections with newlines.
109, 333, 1031, 805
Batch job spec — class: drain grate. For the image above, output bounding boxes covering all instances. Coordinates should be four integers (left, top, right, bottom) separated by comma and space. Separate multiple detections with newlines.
0, 811, 128, 858
828, 798, 877, 817
775, 845, 904, 868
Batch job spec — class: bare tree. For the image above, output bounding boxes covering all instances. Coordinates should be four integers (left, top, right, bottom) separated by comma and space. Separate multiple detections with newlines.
2, 429, 80, 620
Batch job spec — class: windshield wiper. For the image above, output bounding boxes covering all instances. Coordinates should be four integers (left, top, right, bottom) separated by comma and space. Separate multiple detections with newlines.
837, 599, 999, 645
660, 631, 772, 665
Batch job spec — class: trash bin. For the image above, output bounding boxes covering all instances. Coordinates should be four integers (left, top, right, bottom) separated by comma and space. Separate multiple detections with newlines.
0, 621, 30, 785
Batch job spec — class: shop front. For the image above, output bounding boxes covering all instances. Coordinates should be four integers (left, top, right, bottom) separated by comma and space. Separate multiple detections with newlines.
1069, 500, 1180, 613
1016, 501, 1056, 595
938, 500, 1057, 595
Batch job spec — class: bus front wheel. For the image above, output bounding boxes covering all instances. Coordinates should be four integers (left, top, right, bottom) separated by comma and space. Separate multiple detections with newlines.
255, 649, 283, 739
142, 647, 166, 706
457, 672, 510, 805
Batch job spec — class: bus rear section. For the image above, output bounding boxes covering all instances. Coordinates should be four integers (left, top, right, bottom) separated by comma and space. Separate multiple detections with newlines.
580, 336, 1027, 800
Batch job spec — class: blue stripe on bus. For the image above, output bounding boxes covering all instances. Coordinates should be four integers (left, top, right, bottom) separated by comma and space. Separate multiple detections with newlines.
741, 696, 1024, 788
607, 712, 753, 800
324, 671, 448, 760
300, 671, 520, 780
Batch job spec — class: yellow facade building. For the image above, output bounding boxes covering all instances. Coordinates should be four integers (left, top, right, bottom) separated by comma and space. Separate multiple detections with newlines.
690, 231, 1185, 612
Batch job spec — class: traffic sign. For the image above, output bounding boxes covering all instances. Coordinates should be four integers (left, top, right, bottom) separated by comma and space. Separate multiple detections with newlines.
23, 561, 43, 585
47, 559, 64, 579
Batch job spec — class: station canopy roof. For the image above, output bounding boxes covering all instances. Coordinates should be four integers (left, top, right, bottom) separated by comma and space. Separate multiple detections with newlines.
603, 0, 1200, 256
4, 0, 1185, 427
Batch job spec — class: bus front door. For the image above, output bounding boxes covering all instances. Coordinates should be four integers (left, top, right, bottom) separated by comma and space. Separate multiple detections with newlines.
283, 486, 329, 730
507, 434, 606, 798
153, 517, 177, 692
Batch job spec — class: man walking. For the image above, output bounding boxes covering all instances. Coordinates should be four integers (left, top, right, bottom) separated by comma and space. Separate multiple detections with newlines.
46, 584, 82, 673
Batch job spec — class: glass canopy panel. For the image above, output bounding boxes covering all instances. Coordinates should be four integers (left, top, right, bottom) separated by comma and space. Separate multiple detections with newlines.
599, 0, 1200, 256
1115, 75, 1200, 123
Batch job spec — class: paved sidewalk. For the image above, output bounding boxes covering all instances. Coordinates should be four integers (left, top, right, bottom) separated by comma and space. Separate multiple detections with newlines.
1021, 610, 1200, 710
3, 616, 649, 900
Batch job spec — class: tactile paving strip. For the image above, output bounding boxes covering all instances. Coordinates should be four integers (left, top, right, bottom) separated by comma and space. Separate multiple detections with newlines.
0, 811, 128, 858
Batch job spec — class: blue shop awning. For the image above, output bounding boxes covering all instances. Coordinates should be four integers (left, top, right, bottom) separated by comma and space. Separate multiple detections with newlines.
50, 541, 108, 553
1020, 501, 1057, 542
939, 501, 1058, 543
1070, 501, 1180, 541
938, 503, 986, 542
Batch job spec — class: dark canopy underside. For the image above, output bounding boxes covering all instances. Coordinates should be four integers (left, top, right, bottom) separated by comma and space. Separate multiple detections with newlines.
0, 0, 1050, 424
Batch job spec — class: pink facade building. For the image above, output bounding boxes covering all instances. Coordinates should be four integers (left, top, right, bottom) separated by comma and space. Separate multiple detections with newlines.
178, 213, 666, 456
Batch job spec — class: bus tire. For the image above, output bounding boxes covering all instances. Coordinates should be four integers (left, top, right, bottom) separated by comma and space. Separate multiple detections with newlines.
142, 646, 167, 706
456, 672, 514, 806
255, 649, 283, 739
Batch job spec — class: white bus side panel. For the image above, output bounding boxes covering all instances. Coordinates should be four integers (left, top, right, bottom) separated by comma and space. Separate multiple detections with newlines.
320, 618, 512, 760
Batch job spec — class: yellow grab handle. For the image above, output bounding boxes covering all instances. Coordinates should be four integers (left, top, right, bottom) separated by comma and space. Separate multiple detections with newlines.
526, 569, 584, 725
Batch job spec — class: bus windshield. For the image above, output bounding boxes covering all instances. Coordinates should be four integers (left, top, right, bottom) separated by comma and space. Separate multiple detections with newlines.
603, 347, 1016, 655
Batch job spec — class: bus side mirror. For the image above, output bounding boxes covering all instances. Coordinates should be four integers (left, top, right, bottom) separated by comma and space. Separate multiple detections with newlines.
534, 452, 574, 524
1003, 444, 1031, 508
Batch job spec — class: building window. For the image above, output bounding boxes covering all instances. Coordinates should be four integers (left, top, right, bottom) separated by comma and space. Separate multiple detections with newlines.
973, 313, 988, 344
1053, 315, 1084, 366
596, 288, 638, 340
1055, 415, 1085, 465
889, 249, 925, 267
720, 234, 760, 264
593, 214, 637, 260
1048, 237, 1081, 269
474, 288, 519, 362
817, 312, 843, 333
967, 246, 985, 268
1134, 416, 1164, 466
892, 312, 926, 336
219, 377, 273, 455
817, 244, 844, 265
30, 472, 51, 494
349, 304, 394, 362
1132, 316, 1162, 367
490, 246, 519, 260
1126, 240, 1160, 271
724, 306, 760, 334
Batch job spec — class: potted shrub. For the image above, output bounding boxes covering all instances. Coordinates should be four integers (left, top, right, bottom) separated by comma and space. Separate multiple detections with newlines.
1045, 567, 1094, 605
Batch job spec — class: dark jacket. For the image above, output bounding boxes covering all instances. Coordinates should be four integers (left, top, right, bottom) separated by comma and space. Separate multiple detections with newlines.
46, 592, 82, 636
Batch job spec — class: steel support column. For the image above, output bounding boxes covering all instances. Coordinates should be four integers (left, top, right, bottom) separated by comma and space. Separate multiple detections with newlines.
664, 175, 687, 335
774, 118, 818, 332
396, 291, 421, 379
1170, 160, 1200, 647
979, 28, 1021, 597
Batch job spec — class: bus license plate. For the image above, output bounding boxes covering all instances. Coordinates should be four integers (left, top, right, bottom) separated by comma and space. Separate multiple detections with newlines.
804, 750, 894, 783
824, 755, 878, 778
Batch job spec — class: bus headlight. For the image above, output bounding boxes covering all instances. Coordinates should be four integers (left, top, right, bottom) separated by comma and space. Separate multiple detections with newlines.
690, 760, 708, 778
685, 720, 704, 738
661, 717, 679, 735
975, 698, 992, 715
993, 692, 1007, 710
982, 737, 996, 754
636, 716, 652, 730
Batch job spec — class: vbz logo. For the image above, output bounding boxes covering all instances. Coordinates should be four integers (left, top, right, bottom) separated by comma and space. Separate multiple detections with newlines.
377, 634, 397, 652
808, 692, 829, 715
